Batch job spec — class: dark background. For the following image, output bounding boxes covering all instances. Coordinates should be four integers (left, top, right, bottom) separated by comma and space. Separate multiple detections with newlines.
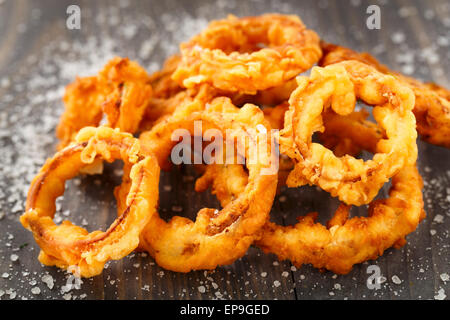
0, 0, 448, 300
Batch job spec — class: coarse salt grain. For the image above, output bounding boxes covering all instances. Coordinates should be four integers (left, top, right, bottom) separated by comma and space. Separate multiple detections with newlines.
62, 293, 72, 300
31, 287, 41, 295
434, 288, 446, 300
391, 32, 405, 44
392, 275, 402, 285
42, 275, 54, 289
198, 286, 206, 293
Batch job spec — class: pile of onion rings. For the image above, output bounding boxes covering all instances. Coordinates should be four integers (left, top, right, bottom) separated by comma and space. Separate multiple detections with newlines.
22, 13, 447, 278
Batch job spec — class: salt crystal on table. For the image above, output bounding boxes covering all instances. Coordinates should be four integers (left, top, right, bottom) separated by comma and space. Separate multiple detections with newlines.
392, 275, 402, 284
434, 288, 446, 300
31, 287, 41, 295
42, 275, 54, 289
197, 286, 206, 293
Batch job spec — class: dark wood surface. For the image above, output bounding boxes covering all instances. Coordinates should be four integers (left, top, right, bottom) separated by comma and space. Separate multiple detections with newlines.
0, 0, 449, 300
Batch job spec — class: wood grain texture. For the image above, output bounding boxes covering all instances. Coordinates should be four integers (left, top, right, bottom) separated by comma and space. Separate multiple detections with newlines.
0, 0, 448, 300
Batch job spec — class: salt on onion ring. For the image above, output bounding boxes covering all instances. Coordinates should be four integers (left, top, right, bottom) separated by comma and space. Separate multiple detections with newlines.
172, 14, 322, 94
256, 113, 425, 274
135, 97, 278, 272
21, 127, 160, 277
280, 61, 418, 205
320, 42, 450, 148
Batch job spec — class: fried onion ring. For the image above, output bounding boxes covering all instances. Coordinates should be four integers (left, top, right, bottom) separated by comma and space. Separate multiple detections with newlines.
99, 57, 153, 133
280, 61, 418, 205
136, 97, 278, 272
148, 54, 183, 99
320, 42, 450, 148
172, 14, 322, 94
21, 127, 160, 277
56, 77, 105, 149
256, 114, 425, 274
319, 109, 385, 157
56, 57, 152, 149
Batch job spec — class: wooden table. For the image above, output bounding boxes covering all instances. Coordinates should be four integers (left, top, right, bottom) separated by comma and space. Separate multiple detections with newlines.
0, 0, 448, 300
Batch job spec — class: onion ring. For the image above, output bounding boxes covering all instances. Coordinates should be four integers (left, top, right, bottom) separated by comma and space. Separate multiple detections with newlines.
320, 42, 450, 148
140, 84, 221, 140
56, 76, 105, 149
148, 54, 183, 99
172, 14, 322, 94
262, 102, 289, 130
280, 61, 418, 205
231, 78, 298, 107
196, 102, 293, 199
319, 109, 385, 157
21, 126, 160, 277
256, 114, 425, 274
136, 97, 278, 272
99, 57, 153, 133
56, 57, 152, 149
